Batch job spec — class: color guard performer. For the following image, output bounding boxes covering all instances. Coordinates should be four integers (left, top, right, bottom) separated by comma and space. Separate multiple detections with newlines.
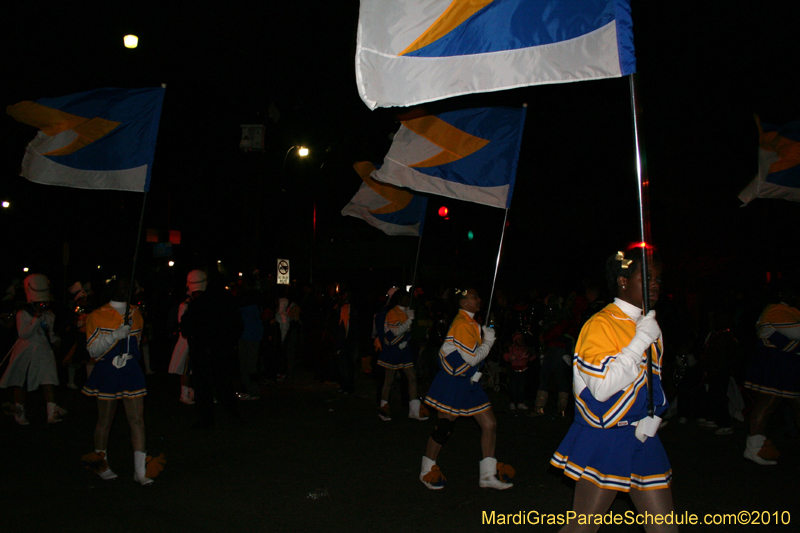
82, 278, 164, 485
550, 250, 676, 533
420, 288, 514, 491
743, 283, 800, 465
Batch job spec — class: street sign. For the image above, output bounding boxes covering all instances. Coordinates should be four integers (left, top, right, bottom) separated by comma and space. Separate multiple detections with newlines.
277, 258, 290, 285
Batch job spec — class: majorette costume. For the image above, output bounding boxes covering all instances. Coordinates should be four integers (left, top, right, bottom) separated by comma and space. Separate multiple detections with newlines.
420, 307, 513, 490
378, 305, 414, 370
742, 302, 800, 465
744, 303, 800, 398
82, 303, 146, 400
79, 299, 165, 485
424, 309, 492, 417
550, 299, 672, 492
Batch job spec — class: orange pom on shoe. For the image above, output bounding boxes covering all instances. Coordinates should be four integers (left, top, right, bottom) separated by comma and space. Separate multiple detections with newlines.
81, 452, 109, 474
497, 462, 516, 483
145, 454, 167, 478
759, 440, 781, 460
422, 465, 446, 488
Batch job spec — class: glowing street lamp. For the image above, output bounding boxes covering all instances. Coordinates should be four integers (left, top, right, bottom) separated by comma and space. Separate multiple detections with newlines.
124, 35, 138, 49
298, 146, 309, 157
2, 201, 9, 208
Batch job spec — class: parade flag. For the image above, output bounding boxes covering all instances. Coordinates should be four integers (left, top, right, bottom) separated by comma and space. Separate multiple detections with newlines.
356, 0, 636, 109
342, 161, 429, 236
7, 87, 165, 192
739, 118, 800, 205
372, 106, 525, 209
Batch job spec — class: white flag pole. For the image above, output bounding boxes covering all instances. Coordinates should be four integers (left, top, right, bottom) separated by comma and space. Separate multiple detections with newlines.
629, 74, 655, 416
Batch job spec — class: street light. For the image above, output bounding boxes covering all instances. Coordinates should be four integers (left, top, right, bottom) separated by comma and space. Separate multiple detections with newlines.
124, 35, 138, 49
2, 201, 9, 208
298, 146, 309, 157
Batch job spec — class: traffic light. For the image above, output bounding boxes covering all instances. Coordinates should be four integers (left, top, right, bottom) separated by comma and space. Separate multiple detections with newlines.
438, 206, 449, 219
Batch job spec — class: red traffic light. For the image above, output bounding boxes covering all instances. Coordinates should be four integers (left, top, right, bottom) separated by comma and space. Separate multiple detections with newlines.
438, 206, 449, 217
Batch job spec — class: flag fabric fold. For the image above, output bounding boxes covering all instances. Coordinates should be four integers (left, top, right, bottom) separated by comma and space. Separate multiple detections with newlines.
371, 106, 526, 209
356, 0, 635, 109
342, 161, 428, 236
739, 118, 800, 205
7, 87, 165, 192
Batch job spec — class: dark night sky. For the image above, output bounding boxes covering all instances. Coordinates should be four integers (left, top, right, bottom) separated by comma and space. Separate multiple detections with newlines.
2, 1, 799, 298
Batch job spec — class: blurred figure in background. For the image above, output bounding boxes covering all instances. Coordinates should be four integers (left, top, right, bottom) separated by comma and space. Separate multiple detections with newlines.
1, 274, 65, 425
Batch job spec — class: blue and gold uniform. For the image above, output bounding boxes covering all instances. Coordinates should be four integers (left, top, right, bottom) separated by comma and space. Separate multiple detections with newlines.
377, 305, 414, 369
550, 300, 671, 492
745, 303, 800, 398
424, 310, 491, 416
82, 304, 146, 400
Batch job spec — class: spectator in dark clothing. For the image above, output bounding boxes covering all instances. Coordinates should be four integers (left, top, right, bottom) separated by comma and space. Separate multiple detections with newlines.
235, 277, 263, 400
180, 271, 243, 430
696, 310, 741, 434
533, 293, 578, 417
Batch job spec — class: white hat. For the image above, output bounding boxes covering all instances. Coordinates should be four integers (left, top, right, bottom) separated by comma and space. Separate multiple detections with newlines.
24, 274, 51, 303
187, 270, 208, 295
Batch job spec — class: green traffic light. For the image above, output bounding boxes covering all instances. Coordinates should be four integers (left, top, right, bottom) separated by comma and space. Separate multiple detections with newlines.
467, 230, 474, 240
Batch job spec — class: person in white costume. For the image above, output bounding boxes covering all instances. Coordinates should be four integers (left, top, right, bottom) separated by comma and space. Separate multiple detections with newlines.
0, 274, 66, 425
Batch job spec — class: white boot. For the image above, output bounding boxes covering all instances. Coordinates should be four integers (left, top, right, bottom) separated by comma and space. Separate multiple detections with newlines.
744, 434, 778, 465
95, 450, 118, 480
14, 403, 29, 426
180, 386, 195, 405
479, 457, 513, 490
408, 399, 429, 421
47, 402, 66, 424
420, 456, 445, 490
133, 451, 154, 485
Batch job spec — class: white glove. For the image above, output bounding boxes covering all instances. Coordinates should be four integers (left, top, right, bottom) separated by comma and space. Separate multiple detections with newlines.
636, 311, 661, 344
405, 309, 415, 320
112, 353, 133, 369
634, 415, 662, 442
481, 326, 496, 344
623, 311, 660, 361
111, 325, 131, 341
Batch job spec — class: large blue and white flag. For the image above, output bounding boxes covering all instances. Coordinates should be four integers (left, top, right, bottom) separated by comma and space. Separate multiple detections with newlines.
356, 0, 636, 109
372, 106, 526, 209
342, 161, 429, 236
739, 118, 800, 205
7, 87, 165, 192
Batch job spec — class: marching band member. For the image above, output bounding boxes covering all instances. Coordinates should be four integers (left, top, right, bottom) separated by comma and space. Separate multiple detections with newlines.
743, 283, 800, 465
550, 250, 676, 533
420, 288, 514, 491
377, 288, 427, 421
0, 274, 65, 425
82, 278, 163, 485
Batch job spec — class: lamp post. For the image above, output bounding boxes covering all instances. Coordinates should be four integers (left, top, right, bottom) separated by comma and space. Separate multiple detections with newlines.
282, 145, 309, 177
269, 145, 309, 278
